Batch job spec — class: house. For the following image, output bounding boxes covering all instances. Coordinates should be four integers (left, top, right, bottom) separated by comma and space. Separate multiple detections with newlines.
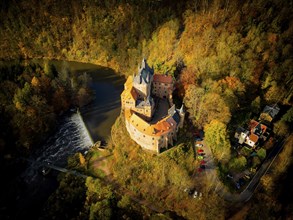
234, 120, 270, 148
121, 59, 185, 153
249, 119, 269, 141
259, 105, 280, 123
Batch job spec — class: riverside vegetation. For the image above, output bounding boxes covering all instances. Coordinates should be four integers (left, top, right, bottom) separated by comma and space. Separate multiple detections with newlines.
0, 61, 93, 154
0, 0, 292, 219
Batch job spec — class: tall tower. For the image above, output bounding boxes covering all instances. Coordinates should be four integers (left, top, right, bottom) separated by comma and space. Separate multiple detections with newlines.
133, 59, 154, 99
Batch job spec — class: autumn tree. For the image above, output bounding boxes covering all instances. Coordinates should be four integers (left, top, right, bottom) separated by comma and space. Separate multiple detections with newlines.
85, 177, 114, 220
251, 96, 261, 114
281, 107, 293, 123
273, 120, 289, 137
145, 19, 179, 74
184, 85, 231, 128
177, 67, 196, 97
204, 120, 231, 162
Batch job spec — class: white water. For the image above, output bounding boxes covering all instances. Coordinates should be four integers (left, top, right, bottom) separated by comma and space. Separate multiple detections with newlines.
23, 112, 93, 183
38, 112, 93, 164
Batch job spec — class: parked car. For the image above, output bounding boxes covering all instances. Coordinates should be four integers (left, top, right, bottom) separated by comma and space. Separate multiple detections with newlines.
227, 173, 233, 179
238, 177, 245, 186
197, 155, 204, 160
198, 192, 203, 199
200, 164, 206, 169
244, 174, 251, 180
200, 160, 206, 165
196, 143, 203, 147
184, 188, 192, 195
193, 190, 198, 198
235, 182, 240, 190
197, 149, 204, 153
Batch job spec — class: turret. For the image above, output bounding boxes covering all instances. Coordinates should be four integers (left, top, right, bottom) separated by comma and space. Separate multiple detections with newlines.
133, 58, 154, 98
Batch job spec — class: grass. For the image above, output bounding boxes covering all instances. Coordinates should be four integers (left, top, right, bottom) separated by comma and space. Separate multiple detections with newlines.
109, 115, 213, 218
86, 147, 113, 178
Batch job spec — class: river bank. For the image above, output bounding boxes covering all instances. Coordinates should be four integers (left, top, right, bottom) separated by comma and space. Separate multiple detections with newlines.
0, 60, 124, 219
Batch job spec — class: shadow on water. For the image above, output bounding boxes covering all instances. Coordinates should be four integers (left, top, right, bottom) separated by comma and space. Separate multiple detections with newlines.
49, 59, 125, 142
0, 60, 125, 220
78, 67, 125, 142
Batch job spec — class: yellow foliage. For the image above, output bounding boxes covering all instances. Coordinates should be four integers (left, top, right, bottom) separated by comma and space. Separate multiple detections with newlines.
79, 152, 86, 166
15, 101, 23, 111
146, 19, 179, 73
31, 76, 40, 87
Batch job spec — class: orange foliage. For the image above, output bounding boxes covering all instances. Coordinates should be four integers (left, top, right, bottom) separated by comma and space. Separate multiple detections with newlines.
268, 33, 278, 44
15, 101, 23, 111
31, 76, 40, 87
253, 61, 264, 85
177, 68, 196, 97
26, 107, 36, 117
219, 76, 245, 93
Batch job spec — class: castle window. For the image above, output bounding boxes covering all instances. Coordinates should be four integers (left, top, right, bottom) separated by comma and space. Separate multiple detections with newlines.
136, 124, 138, 126
165, 83, 168, 86
152, 143, 154, 145
143, 135, 145, 137
152, 138, 154, 140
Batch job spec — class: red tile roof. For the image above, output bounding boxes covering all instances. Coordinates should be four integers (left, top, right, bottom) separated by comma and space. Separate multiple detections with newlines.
153, 74, 173, 84
249, 133, 259, 143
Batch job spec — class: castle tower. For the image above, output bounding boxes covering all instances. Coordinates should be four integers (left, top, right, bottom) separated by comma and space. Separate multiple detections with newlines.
133, 59, 154, 99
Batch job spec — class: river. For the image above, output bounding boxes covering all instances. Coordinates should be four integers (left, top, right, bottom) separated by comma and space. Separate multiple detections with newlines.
49, 60, 125, 143
0, 60, 125, 219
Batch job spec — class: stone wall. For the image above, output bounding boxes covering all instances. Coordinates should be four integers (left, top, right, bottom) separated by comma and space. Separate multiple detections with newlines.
126, 118, 178, 153
152, 82, 173, 99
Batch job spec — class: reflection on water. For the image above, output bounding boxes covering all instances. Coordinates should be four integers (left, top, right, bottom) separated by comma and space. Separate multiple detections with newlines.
50, 60, 125, 142
20, 60, 125, 181
0, 60, 125, 219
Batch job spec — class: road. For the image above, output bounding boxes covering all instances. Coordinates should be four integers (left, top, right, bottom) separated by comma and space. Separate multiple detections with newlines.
193, 136, 287, 203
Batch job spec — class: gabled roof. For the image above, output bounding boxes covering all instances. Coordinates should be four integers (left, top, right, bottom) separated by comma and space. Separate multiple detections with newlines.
127, 112, 177, 136
153, 74, 173, 84
134, 59, 154, 84
248, 133, 259, 143
249, 119, 267, 136
262, 105, 280, 119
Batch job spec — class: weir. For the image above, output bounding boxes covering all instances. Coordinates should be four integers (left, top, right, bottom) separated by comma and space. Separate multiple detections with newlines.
77, 108, 94, 146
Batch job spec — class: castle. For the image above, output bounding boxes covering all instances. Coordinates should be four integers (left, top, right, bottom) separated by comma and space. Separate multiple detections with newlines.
121, 59, 185, 153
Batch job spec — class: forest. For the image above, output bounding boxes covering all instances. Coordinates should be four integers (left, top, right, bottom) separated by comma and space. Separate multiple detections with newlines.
0, 0, 292, 219
0, 61, 93, 154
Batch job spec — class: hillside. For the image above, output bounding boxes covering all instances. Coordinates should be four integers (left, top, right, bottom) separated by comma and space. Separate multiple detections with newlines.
0, 0, 293, 219
1, 0, 292, 107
